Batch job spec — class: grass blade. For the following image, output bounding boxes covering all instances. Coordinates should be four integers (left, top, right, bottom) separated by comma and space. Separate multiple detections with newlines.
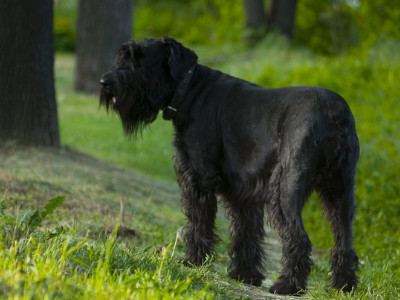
41, 196, 65, 219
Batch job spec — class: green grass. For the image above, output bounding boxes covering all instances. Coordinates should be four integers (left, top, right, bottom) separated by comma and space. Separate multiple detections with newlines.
1, 36, 400, 299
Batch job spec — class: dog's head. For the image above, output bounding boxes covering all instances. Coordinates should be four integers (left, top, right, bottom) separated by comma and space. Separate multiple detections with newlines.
99, 37, 198, 136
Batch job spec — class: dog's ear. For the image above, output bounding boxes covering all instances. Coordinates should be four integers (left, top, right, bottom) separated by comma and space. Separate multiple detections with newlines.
164, 37, 198, 82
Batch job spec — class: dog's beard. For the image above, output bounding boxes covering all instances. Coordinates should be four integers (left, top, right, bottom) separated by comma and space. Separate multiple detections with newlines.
99, 70, 165, 137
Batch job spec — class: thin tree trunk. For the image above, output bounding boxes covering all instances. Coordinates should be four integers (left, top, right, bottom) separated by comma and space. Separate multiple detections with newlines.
0, 1, 60, 147
268, 0, 298, 39
243, 0, 266, 29
75, 0, 133, 94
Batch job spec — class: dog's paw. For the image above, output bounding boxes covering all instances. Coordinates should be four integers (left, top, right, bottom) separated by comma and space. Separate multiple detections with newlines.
269, 281, 305, 297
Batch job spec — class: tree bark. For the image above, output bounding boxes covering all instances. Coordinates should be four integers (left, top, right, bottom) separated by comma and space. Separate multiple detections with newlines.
75, 0, 133, 94
268, 0, 298, 39
243, 0, 266, 29
0, 0, 60, 147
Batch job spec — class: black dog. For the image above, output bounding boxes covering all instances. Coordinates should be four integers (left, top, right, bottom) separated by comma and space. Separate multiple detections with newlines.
100, 37, 359, 295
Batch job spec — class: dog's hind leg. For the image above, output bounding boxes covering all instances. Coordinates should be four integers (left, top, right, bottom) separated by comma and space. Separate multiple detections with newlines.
267, 166, 314, 296
226, 200, 266, 286
317, 173, 359, 293
316, 130, 359, 293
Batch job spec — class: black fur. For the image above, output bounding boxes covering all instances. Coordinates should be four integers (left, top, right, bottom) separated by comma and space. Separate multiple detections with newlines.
100, 37, 359, 295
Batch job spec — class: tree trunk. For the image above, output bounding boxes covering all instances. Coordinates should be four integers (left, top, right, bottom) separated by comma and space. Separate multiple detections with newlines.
268, 0, 298, 39
243, 0, 266, 29
0, 0, 60, 147
75, 0, 133, 94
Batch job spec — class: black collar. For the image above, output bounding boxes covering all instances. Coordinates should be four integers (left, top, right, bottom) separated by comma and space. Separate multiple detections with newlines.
162, 64, 196, 120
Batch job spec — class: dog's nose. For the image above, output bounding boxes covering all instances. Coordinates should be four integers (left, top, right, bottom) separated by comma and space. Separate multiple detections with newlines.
100, 78, 111, 88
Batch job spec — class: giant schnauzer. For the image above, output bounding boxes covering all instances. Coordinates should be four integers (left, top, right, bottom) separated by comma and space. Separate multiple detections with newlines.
99, 37, 359, 295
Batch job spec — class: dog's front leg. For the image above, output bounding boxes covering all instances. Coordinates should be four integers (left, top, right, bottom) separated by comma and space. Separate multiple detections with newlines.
175, 158, 220, 266
181, 187, 219, 265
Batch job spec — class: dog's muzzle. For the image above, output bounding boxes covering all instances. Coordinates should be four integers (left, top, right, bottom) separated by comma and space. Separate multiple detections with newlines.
100, 76, 117, 104
100, 76, 118, 105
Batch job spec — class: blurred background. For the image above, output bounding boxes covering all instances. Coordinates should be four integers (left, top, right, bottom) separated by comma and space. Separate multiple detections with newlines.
54, 0, 398, 56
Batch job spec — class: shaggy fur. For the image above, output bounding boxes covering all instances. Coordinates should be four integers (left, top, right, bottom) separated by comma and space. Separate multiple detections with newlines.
100, 37, 359, 295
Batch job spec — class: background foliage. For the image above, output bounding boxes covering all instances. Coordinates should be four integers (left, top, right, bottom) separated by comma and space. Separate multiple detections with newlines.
54, 0, 400, 56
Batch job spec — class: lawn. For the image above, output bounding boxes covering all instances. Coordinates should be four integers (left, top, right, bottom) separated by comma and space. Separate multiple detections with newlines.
1, 36, 399, 299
